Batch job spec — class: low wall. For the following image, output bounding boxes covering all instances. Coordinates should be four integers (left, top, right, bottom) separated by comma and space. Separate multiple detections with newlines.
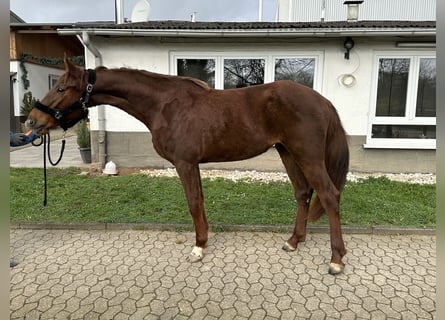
91, 131, 436, 173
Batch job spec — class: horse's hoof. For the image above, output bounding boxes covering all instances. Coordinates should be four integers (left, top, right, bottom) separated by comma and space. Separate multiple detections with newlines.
282, 242, 296, 252
188, 246, 204, 263
328, 262, 345, 275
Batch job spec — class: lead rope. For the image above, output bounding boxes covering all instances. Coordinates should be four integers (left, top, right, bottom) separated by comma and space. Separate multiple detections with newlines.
39, 131, 66, 206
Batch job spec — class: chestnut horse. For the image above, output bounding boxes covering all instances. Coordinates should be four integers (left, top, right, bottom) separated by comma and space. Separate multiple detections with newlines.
27, 58, 349, 274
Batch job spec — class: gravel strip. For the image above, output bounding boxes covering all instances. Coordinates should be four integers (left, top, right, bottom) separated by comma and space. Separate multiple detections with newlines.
138, 168, 435, 184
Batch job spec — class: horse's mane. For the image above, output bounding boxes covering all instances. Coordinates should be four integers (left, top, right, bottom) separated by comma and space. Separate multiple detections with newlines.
96, 66, 211, 91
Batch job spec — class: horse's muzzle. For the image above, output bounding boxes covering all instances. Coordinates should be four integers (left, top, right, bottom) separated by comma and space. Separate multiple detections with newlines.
25, 118, 35, 129
25, 118, 45, 135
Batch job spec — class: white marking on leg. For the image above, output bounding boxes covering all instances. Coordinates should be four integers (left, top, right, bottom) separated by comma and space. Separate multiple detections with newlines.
282, 241, 296, 252
192, 246, 203, 257
328, 262, 344, 275
188, 246, 204, 263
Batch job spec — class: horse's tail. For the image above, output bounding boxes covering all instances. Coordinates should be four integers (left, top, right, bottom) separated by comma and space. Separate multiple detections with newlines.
308, 102, 349, 222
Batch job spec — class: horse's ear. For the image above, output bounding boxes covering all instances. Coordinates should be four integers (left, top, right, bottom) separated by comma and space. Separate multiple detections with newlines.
64, 53, 79, 75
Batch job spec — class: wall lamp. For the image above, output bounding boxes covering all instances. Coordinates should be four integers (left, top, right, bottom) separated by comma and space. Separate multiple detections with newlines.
344, 37, 355, 60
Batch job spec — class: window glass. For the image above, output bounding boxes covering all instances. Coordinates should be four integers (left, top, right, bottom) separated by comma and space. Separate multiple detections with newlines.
223, 59, 265, 89
372, 125, 436, 139
416, 58, 436, 117
375, 58, 410, 117
177, 59, 215, 88
48, 75, 59, 89
274, 58, 315, 88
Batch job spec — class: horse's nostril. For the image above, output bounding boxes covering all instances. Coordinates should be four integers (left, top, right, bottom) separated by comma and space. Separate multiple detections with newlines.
25, 118, 35, 129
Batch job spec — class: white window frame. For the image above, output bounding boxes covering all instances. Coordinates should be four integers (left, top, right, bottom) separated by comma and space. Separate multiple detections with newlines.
365, 51, 436, 150
170, 51, 324, 92
48, 74, 59, 89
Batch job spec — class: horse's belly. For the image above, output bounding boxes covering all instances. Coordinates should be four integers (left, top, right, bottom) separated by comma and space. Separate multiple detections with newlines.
200, 140, 273, 163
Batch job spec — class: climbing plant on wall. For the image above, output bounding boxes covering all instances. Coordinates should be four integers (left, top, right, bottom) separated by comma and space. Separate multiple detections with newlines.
20, 91, 36, 118
19, 53, 84, 90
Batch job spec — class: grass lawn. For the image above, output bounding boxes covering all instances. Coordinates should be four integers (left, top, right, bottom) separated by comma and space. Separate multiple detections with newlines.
10, 167, 436, 228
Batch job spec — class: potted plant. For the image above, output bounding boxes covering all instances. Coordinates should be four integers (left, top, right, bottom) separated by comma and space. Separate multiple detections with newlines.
76, 119, 91, 163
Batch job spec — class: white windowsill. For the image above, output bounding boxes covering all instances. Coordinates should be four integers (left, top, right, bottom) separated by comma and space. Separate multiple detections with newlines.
363, 140, 436, 150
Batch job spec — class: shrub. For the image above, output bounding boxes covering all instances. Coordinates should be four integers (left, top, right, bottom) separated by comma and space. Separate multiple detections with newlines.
76, 119, 91, 148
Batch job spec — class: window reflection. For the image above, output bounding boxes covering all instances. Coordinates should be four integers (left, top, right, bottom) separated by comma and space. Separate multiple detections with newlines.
223, 59, 265, 89
177, 59, 216, 88
274, 58, 315, 88
376, 58, 410, 117
416, 58, 436, 117
372, 125, 435, 139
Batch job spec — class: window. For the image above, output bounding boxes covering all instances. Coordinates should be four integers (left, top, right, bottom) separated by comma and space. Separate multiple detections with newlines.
274, 58, 315, 88
416, 58, 436, 117
224, 59, 265, 88
366, 52, 436, 149
170, 52, 322, 91
177, 59, 215, 88
48, 74, 59, 89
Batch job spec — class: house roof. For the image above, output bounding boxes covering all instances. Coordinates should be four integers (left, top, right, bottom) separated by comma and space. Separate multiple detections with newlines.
10, 11, 25, 23
10, 17, 435, 37
73, 20, 436, 30
57, 20, 435, 38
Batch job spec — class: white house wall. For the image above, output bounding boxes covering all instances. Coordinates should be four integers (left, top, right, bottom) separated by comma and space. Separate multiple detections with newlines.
10, 61, 20, 117
85, 37, 169, 132
85, 36, 389, 137
82, 35, 435, 172
10, 61, 64, 117
322, 39, 400, 137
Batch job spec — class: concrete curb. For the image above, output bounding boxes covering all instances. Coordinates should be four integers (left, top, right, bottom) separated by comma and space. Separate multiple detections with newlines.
10, 221, 435, 235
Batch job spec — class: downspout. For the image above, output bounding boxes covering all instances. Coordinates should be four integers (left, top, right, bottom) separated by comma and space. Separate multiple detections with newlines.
76, 31, 107, 168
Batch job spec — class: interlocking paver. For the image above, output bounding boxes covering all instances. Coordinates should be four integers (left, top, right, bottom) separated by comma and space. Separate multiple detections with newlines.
10, 229, 436, 319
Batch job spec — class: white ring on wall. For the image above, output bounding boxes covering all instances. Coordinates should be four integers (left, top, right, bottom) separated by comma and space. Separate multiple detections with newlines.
338, 73, 356, 88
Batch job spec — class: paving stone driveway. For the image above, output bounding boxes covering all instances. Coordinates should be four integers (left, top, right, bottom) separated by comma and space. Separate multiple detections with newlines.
10, 229, 435, 319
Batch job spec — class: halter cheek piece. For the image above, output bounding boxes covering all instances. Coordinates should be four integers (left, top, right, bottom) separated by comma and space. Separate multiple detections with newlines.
34, 69, 96, 131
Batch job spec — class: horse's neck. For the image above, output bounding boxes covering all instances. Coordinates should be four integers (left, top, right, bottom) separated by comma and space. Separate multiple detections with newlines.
90, 68, 170, 128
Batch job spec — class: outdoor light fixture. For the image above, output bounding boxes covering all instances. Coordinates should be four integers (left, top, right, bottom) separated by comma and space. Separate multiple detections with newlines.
343, 0, 364, 21
343, 37, 355, 60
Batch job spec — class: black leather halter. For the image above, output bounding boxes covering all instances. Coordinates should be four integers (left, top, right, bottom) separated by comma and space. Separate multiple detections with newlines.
34, 69, 96, 131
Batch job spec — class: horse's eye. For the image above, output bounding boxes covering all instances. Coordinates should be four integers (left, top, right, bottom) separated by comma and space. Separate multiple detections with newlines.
57, 87, 65, 93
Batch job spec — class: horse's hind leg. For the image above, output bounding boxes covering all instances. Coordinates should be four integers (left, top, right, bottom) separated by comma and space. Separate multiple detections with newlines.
276, 144, 313, 252
299, 162, 346, 275
175, 161, 209, 262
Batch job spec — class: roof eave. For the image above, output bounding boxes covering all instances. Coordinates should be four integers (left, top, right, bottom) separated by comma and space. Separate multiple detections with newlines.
58, 27, 436, 38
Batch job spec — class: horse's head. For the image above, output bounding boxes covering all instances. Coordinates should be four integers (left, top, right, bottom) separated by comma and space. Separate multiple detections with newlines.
26, 56, 95, 135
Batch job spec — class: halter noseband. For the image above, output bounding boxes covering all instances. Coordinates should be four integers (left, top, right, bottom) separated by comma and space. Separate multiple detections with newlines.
34, 69, 96, 131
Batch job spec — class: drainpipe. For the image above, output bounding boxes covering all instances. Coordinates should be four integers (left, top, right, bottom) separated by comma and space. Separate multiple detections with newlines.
77, 31, 107, 168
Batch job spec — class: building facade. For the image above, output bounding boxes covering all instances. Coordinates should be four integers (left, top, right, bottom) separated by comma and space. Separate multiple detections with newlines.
55, 2, 435, 173
9, 18, 84, 132
275, 0, 435, 22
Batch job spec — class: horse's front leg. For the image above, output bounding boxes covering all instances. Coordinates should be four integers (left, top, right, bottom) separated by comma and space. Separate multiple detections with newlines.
175, 161, 209, 262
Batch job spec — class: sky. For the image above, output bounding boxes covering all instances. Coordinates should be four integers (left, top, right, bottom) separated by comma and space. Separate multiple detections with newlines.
10, 0, 277, 23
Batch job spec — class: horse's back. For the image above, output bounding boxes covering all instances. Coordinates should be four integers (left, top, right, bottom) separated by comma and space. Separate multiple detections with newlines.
155, 78, 342, 164
197, 79, 336, 139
